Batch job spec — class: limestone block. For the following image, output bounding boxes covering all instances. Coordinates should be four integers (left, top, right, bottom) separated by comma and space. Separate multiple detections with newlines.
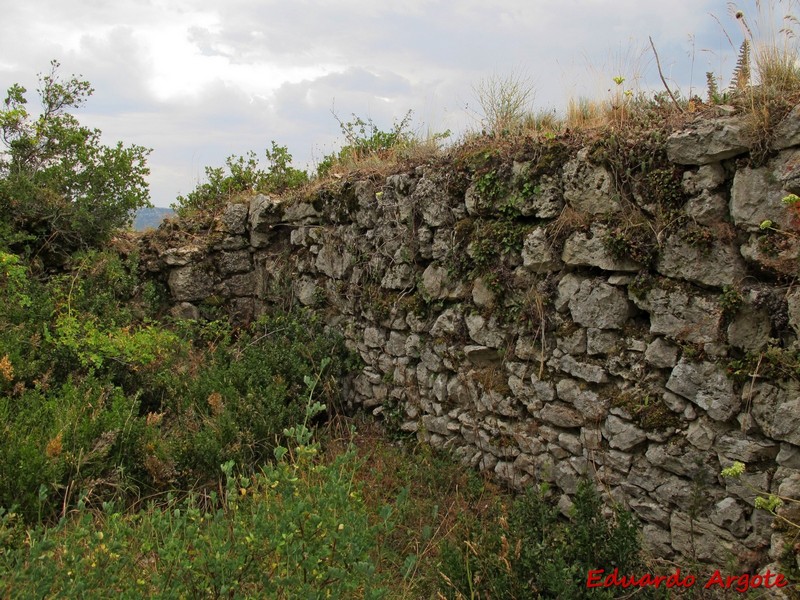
666, 358, 740, 421
666, 116, 751, 165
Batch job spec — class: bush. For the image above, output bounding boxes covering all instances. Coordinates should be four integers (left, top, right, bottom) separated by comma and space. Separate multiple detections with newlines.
440, 481, 646, 599
0, 61, 151, 263
173, 142, 308, 216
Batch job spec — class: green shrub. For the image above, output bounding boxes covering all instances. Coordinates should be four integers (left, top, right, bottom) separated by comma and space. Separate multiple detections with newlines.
0, 399, 394, 599
440, 481, 647, 599
0, 61, 150, 264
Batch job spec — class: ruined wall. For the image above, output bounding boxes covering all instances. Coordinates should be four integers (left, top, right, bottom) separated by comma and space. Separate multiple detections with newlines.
144, 109, 800, 571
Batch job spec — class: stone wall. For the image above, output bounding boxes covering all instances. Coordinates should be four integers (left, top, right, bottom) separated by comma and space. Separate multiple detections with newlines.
144, 110, 800, 572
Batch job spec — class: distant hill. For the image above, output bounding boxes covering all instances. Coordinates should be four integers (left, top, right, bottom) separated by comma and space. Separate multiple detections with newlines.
133, 207, 174, 231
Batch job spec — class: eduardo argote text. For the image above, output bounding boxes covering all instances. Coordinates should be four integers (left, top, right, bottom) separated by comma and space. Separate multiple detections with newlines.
586, 568, 788, 593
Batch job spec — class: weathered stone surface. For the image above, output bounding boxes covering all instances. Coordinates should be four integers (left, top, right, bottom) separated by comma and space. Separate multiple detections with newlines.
249, 194, 283, 246
216, 250, 251, 275
521, 227, 562, 273
430, 308, 463, 338
727, 304, 772, 352
421, 264, 458, 300
556, 355, 607, 383
774, 104, 800, 150
666, 116, 751, 165
684, 191, 729, 226
163, 244, 204, 266
656, 234, 747, 288
562, 225, 641, 271
381, 264, 414, 290
568, 279, 633, 329
283, 200, 320, 223
464, 345, 503, 366
666, 359, 739, 421
465, 314, 506, 348
716, 432, 779, 463
315, 242, 353, 280
682, 163, 727, 194
604, 415, 647, 451
670, 511, 747, 562
223, 271, 256, 296
472, 276, 496, 308
511, 163, 563, 218
749, 381, 800, 445
537, 402, 584, 428
168, 265, 214, 301
632, 286, 721, 344
169, 301, 200, 320
555, 378, 609, 421
414, 176, 451, 227
731, 150, 800, 231
644, 337, 679, 368
586, 329, 619, 355
562, 149, 621, 214
221, 202, 249, 234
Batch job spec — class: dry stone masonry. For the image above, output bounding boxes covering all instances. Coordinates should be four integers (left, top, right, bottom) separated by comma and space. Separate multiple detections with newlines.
145, 110, 800, 573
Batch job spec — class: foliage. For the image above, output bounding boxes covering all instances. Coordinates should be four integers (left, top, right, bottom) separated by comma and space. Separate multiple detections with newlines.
440, 481, 646, 599
317, 111, 419, 176
473, 71, 536, 137
0, 61, 151, 263
173, 141, 308, 216
0, 395, 394, 599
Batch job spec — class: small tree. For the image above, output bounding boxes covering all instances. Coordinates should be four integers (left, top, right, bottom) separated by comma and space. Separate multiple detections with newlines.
0, 60, 151, 262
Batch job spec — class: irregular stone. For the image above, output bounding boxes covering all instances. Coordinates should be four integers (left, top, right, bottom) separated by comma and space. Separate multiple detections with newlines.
168, 265, 214, 302
562, 149, 621, 214
221, 202, 249, 234
569, 279, 633, 329
641, 524, 674, 558
223, 272, 256, 296
716, 432, 779, 463
163, 244, 204, 266
777, 443, 800, 469
414, 176, 451, 227
216, 250, 251, 275
731, 150, 800, 231
773, 104, 800, 150
604, 415, 647, 451
666, 116, 751, 165
472, 277, 496, 308
788, 288, 800, 336
656, 234, 747, 288
562, 225, 641, 271
682, 163, 727, 194
537, 402, 584, 428
749, 380, 800, 445
710, 497, 748, 537
632, 286, 721, 344
666, 359, 740, 421
727, 304, 772, 352
686, 420, 716, 451
465, 313, 506, 348
381, 264, 414, 290
739, 233, 800, 278
646, 442, 712, 478
684, 191, 729, 226
283, 200, 320, 223
556, 355, 607, 384
464, 345, 503, 366
421, 264, 455, 300
644, 337, 679, 368
316, 242, 353, 280
430, 308, 463, 338
556, 328, 586, 355
554, 274, 581, 314
169, 302, 199, 320
249, 194, 283, 246
511, 164, 564, 218
521, 227, 562, 273
586, 329, 619, 355
670, 511, 747, 562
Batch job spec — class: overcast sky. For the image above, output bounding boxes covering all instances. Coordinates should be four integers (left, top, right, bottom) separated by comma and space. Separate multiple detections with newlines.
0, 1, 768, 207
